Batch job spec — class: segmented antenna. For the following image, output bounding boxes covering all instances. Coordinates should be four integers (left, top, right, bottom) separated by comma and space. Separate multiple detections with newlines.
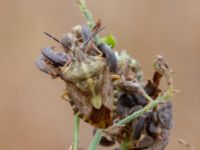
44, 26, 105, 51
44, 32, 69, 50
82, 26, 106, 49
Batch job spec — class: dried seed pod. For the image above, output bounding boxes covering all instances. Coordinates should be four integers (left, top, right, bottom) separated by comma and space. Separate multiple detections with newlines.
138, 131, 170, 150
135, 135, 155, 149
146, 120, 161, 138
36, 52, 61, 77
146, 102, 173, 138
116, 91, 147, 117
118, 93, 137, 108
132, 116, 146, 140
35, 55, 49, 73
131, 93, 147, 106
81, 24, 92, 42
61, 33, 76, 50
144, 80, 161, 99
98, 43, 118, 73
157, 101, 173, 129
41, 47, 68, 66
116, 93, 138, 117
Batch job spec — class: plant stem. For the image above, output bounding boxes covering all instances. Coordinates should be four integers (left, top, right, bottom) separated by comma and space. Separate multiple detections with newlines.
72, 114, 80, 150
76, 0, 101, 44
117, 93, 168, 126
87, 129, 102, 150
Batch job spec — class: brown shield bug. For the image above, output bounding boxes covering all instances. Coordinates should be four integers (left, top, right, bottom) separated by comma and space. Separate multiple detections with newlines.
36, 24, 118, 128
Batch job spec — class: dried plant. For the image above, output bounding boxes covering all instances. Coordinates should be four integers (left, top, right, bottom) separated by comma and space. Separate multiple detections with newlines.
36, 0, 176, 149
178, 139, 195, 150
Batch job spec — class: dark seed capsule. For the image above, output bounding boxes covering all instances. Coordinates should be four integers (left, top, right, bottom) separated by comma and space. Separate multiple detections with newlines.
98, 43, 117, 73
137, 135, 155, 149
132, 93, 147, 106
61, 34, 73, 49
147, 122, 159, 137
117, 94, 133, 116
117, 93, 146, 117
157, 102, 173, 129
81, 24, 92, 42
146, 114, 161, 138
35, 55, 48, 73
118, 93, 137, 108
140, 131, 169, 150
133, 116, 146, 140
41, 47, 68, 66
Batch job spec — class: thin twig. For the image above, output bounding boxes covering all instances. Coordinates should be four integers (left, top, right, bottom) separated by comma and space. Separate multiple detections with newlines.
87, 129, 102, 150
178, 139, 196, 150
72, 114, 80, 150
76, 0, 101, 44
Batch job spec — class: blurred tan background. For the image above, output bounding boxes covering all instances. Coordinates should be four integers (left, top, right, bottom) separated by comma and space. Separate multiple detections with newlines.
0, 0, 200, 149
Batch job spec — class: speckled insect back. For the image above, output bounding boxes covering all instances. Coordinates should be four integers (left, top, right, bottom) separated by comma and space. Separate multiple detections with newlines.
36, 23, 120, 128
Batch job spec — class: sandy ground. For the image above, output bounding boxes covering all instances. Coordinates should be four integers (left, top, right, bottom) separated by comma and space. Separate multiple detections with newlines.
0, 0, 200, 149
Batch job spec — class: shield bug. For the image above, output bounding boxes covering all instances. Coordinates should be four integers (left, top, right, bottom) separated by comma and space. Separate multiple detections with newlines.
36, 24, 118, 129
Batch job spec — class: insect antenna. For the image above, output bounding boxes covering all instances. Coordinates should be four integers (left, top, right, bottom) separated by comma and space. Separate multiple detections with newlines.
44, 32, 71, 51
82, 26, 106, 49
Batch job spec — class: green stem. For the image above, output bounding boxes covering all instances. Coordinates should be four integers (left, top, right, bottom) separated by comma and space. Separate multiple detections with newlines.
76, 0, 101, 44
117, 96, 164, 126
72, 114, 80, 150
87, 129, 102, 150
